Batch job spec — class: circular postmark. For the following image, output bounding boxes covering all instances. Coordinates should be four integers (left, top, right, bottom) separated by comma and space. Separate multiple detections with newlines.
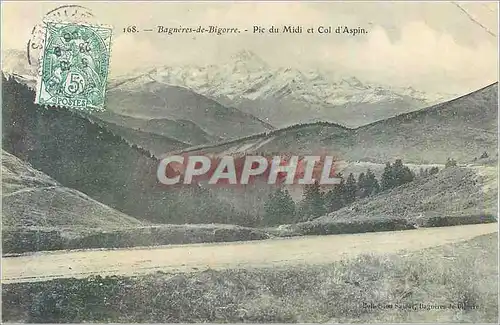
27, 5, 98, 70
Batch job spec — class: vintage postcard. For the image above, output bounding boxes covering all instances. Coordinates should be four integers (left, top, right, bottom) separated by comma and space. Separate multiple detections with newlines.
1, 1, 498, 323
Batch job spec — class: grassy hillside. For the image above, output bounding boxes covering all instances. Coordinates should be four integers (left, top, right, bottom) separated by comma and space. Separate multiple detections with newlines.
351, 83, 498, 163
180, 83, 498, 164
1, 151, 269, 254
321, 166, 497, 222
181, 121, 351, 157
279, 165, 498, 237
0, 149, 270, 254
2, 150, 143, 229
1, 76, 252, 226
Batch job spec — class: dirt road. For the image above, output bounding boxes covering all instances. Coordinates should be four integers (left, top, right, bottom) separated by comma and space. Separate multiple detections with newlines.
2, 223, 497, 284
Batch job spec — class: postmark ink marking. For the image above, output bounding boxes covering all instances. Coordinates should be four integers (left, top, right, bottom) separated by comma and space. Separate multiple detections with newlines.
34, 20, 113, 112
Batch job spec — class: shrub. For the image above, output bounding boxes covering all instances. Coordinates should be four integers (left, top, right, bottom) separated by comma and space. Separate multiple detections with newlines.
429, 166, 439, 175
445, 158, 457, 168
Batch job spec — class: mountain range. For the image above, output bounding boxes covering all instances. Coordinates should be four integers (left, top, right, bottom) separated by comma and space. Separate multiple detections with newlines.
112, 49, 457, 128
1, 63, 498, 231
2, 47, 496, 165
4, 48, 460, 132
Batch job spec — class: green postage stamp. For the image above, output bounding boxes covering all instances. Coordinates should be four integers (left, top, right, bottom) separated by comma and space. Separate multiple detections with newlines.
35, 21, 112, 112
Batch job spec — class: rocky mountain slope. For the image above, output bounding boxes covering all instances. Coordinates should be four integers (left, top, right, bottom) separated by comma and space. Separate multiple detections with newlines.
1, 49, 37, 77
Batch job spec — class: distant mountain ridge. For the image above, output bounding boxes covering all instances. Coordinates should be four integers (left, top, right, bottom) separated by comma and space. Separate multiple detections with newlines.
112, 50, 458, 127
180, 82, 498, 164
87, 116, 190, 156
1, 49, 37, 77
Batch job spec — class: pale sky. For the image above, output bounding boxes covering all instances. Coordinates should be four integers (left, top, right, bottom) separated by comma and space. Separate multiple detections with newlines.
1, 1, 498, 94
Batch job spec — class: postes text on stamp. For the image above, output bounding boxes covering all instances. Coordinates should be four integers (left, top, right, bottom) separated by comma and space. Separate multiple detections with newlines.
35, 21, 112, 112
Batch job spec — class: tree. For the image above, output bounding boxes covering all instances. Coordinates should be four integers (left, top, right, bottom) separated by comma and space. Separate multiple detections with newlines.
404, 169, 415, 184
381, 160, 414, 191
344, 173, 357, 204
357, 172, 367, 199
299, 181, 326, 219
392, 159, 413, 186
325, 173, 345, 212
445, 158, 457, 168
364, 169, 380, 196
264, 187, 296, 225
480, 151, 489, 159
381, 162, 394, 191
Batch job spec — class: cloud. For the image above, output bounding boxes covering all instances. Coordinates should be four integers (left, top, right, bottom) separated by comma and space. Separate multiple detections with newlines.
312, 21, 497, 93
110, 34, 162, 76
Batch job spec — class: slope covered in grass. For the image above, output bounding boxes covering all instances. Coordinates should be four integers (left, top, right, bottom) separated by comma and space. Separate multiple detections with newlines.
2, 150, 143, 229
278, 165, 498, 237
319, 166, 497, 222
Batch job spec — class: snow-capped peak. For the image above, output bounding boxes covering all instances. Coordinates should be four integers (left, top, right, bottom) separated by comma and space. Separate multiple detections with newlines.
230, 50, 267, 66
128, 49, 456, 109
